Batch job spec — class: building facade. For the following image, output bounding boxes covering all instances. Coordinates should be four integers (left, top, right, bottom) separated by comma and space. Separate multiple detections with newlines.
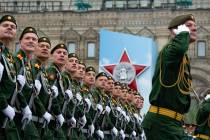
0, 0, 210, 99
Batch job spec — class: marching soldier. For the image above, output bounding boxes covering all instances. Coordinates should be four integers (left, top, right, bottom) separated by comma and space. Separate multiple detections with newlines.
80, 66, 96, 140
62, 53, 79, 140
33, 37, 54, 139
142, 14, 197, 140
70, 60, 87, 140
14, 26, 41, 139
47, 43, 69, 140
132, 94, 145, 140
0, 15, 25, 140
193, 94, 210, 139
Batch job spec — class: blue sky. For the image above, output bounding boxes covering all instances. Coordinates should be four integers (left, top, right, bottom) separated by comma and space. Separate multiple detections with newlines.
99, 29, 158, 114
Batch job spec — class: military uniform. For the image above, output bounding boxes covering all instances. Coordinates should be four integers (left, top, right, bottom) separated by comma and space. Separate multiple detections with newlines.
14, 49, 41, 139
32, 58, 54, 140
0, 42, 20, 140
46, 63, 66, 140
194, 98, 210, 140
142, 14, 195, 140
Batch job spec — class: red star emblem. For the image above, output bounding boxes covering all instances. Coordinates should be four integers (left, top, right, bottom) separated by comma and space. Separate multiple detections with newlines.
103, 50, 148, 90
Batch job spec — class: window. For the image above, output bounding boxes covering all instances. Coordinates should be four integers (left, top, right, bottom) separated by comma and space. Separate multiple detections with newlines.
87, 42, 95, 58
67, 42, 76, 53
197, 41, 206, 57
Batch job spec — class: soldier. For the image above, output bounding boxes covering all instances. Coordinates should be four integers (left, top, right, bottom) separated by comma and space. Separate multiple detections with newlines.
47, 43, 69, 140
193, 94, 210, 139
14, 26, 41, 140
132, 94, 145, 140
71, 60, 87, 140
33, 37, 54, 139
0, 15, 25, 140
92, 72, 109, 140
142, 14, 197, 140
62, 53, 79, 140
80, 66, 96, 140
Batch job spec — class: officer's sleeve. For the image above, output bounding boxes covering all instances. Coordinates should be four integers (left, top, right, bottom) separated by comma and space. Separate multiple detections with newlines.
163, 32, 190, 63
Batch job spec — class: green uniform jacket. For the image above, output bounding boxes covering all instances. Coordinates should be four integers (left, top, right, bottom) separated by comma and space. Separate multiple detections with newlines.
194, 99, 210, 137
0, 46, 20, 140
142, 32, 192, 139
14, 49, 41, 139
46, 63, 66, 140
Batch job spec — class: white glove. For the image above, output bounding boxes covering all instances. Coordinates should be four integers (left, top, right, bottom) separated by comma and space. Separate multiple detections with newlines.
2, 105, 15, 120
88, 124, 95, 136
84, 98, 91, 112
105, 106, 111, 115
65, 89, 73, 101
125, 115, 130, 122
134, 113, 139, 120
57, 114, 65, 127
131, 131, 136, 137
116, 106, 122, 113
21, 105, 32, 123
76, 93, 82, 102
51, 85, 58, 98
121, 110, 126, 117
119, 129, 125, 140
111, 127, 118, 136
17, 75, 26, 89
173, 24, 190, 35
205, 94, 210, 100
0, 63, 4, 82
42, 111, 52, 124
96, 129, 104, 139
35, 80, 41, 95
78, 115, 87, 128
96, 104, 103, 114
68, 117, 76, 128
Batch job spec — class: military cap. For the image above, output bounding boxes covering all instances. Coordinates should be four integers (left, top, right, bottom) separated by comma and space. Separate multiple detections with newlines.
19, 27, 38, 40
121, 86, 128, 90
78, 60, 86, 67
86, 66, 95, 72
68, 53, 78, 59
107, 76, 114, 81
51, 43, 68, 54
168, 14, 195, 29
114, 81, 121, 86
0, 15, 17, 26
96, 72, 107, 79
140, 96, 144, 100
38, 37, 51, 46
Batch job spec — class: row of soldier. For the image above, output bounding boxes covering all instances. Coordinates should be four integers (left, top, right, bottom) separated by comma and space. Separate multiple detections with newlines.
0, 15, 144, 140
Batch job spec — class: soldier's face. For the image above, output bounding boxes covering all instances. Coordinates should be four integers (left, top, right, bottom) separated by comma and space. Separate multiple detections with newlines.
136, 97, 144, 109
84, 71, 95, 86
20, 33, 38, 53
112, 85, 121, 97
75, 64, 86, 79
35, 42, 51, 60
185, 20, 197, 43
95, 76, 107, 89
127, 93, 133, 102
0, 21, 16, 42
66, 57, 78, 73
105, 79, 114, 92
51, 48, 68, 67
